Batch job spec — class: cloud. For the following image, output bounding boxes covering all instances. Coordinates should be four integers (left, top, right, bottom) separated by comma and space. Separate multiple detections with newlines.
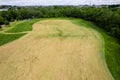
0, 0, 120, 5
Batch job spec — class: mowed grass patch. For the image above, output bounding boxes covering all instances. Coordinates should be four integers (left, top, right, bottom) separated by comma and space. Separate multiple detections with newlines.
6, 19, 40, 33
0, 19, 42, 46
70, 18, 120, 80
0, 33, 26, 46
0, 19, 112, 80
0, 21, 25, 33
104, 36, 120, 80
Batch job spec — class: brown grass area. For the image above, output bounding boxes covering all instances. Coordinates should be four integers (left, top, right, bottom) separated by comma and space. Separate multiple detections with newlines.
0, 19, 113, 80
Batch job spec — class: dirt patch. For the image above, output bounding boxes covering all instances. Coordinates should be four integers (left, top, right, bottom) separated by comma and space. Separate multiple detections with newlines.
0, 19, 113, 80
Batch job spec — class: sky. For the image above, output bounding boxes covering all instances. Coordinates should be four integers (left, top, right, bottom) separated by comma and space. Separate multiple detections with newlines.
0, 0, 120, 6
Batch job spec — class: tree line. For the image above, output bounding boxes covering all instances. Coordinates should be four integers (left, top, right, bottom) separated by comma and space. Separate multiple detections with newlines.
0, 6, 120, 40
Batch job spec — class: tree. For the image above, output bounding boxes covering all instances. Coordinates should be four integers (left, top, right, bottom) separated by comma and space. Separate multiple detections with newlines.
0, 16, 4, 25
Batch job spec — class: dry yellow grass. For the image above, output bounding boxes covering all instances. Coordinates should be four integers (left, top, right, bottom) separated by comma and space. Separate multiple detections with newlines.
0, 19, 113, 80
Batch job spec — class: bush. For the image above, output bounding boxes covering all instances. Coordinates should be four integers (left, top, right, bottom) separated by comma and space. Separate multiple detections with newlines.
0, 16, 4, 25
4, 20, 9, 25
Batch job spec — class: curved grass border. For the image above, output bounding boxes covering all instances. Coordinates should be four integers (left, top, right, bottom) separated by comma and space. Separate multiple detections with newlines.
69, 18, 119, 80
5, 19, 41, 33
0, 18, 42, 46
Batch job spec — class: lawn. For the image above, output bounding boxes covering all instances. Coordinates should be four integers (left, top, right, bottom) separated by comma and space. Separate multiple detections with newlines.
0, 19, 41, 46
6, 19, 40, 33
70, 18, 120, 80
104, 35, 120, 80
0, 18, 120, 80
0, 19, 112, 80
0, 33, 26, 46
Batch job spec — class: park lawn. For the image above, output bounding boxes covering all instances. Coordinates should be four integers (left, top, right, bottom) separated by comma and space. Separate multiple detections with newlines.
0, 18, 119, 80
6, 19, 40, 33
0, 19, 112, 80
0, 19, 41, 46
70, 18, 120, 80
0, 33, 26, 46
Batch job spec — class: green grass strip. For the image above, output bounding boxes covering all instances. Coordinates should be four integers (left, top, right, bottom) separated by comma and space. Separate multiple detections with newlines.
0, 33, 26, 46
6, 19, 40, 33
104, 35, 120, 80
70, 18, 120, 80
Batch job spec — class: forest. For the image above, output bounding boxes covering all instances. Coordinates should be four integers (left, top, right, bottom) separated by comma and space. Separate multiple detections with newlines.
0, 6, 120, 41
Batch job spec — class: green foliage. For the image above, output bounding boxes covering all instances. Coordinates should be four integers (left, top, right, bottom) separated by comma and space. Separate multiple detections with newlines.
0, 15, 4, 25
1, 6, 120, 40
4, 20, 9, 25
0, 33, 26, 46
6, 19, 40, 33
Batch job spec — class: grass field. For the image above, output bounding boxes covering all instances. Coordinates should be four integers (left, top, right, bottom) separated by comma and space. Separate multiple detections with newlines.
6, 19, 40, 33
104, 36, 120, 80
70, 18, 120, 80
0, 33, 26, 46
0, 19, 40, 46
0, 19, 113, 80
